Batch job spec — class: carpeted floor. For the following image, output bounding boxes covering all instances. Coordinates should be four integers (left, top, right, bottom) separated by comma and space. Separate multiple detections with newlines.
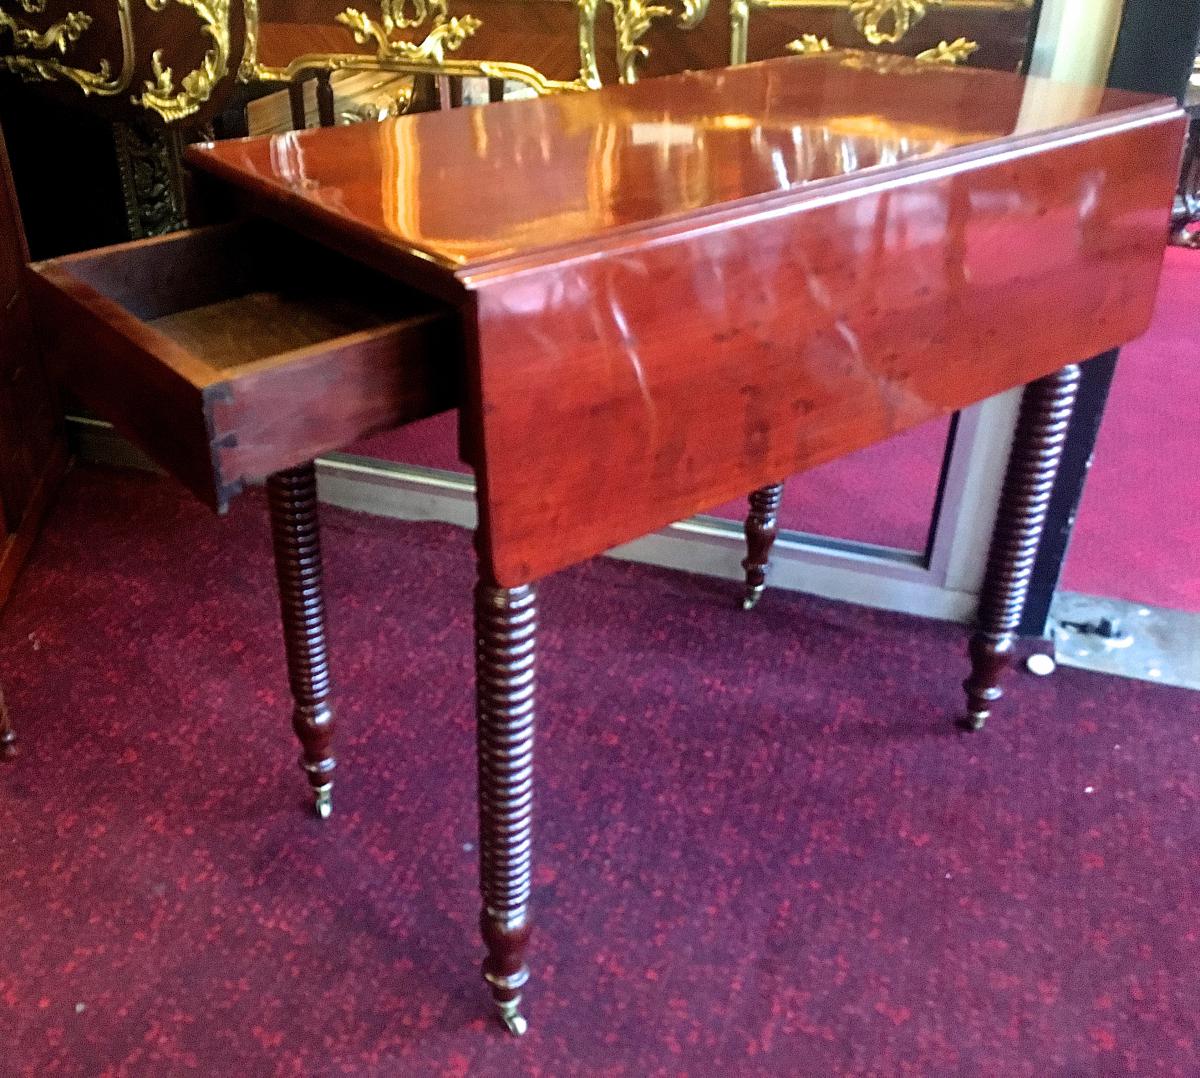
2, 466, 1198, 1076
1064, 247, 1200, 611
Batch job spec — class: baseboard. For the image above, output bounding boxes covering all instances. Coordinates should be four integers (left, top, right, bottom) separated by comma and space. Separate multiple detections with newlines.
317, 453, 980, 624
69, 416, 980, 624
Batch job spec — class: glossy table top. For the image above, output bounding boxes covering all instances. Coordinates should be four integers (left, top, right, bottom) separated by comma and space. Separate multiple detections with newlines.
186, 54, 1173, 284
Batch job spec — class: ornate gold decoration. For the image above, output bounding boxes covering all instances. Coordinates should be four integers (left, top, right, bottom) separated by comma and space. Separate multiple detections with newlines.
336, 3, 482, 65
0, 8, 90, 52
244, 0, 599, 99
785, 33, 831, 54
0, 0, 134, 95
848, 0, 933, 46
612, 0, 670, 82
731, 0, 1029, 66
339, 85, 414, 121
915, 36, 977, 64
136, 0, 231, 121
576, 0, 601, 86
611, 0, 712, 83
238, 0, 257, 79
675, 0, 710, 30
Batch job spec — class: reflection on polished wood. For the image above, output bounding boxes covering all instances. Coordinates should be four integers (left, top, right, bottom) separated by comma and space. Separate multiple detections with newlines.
187, 56, 1184, 1031
186, 58, 1181, 585
189, 56, 1131, 270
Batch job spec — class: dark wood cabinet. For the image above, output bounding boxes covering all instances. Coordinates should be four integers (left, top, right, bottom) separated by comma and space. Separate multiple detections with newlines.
0, 123, 67, 607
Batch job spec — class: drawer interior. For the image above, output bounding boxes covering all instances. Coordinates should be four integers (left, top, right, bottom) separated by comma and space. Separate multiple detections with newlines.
30, 219, 459, 509
61, 219, 441, 377
148, 292, 398, 371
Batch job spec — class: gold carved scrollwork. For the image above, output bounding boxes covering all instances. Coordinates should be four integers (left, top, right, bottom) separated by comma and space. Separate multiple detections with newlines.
136, 0, 231, 121
0, 8, 90, 52
576, 0, 601, 86
732, 0, 1029, 66
914, 36, 977, 64
785, 33, 830, 54
612, 0, 670, 82
848, 0, 935, 46
787, 32, 975, 64
336, 0, 481, 66
244, 0, 598, 98
611, 0, 712, 83
675, 0, 709, 30
237, 0, 256, 78
0, 0, 134, 95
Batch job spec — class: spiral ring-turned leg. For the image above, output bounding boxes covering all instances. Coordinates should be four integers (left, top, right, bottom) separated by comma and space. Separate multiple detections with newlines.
267, 463, 336, 819
0, 683, 15, 761
963, 364, 1081, 730
742, 483, 784, 610
475, 579, 537, 1037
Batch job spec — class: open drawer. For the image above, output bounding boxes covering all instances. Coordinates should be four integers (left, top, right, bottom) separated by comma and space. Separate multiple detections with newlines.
27, 220, 458, 510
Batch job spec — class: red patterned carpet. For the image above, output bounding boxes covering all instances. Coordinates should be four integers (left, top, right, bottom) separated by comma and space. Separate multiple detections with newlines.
1064, 247, 1200, 611
2, 466, 1198, 1075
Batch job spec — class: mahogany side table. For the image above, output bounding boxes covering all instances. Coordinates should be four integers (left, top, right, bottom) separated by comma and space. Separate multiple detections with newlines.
35, 54, 1183, 1034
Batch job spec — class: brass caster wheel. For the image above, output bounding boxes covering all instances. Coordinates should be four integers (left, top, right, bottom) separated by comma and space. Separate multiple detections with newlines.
741, 585, 765, 611
496, 999, 528, 1037
959, 711, 988, 732
314, 784, 333, 820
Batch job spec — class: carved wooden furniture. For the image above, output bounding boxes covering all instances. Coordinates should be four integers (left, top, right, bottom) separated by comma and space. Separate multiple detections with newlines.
0, 123, 65, 621
2, 0, 1048, 621
23, 220, 456, 813
0, 118, 66, 766
725, 0, 1034, 70
171, 55, 1183, 1033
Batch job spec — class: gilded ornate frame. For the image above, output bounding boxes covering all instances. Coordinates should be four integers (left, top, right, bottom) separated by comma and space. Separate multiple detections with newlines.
240, 0, 604, 95
0, 0, 234, 120
730, 0, 1035, 67
0, 0, 136, 97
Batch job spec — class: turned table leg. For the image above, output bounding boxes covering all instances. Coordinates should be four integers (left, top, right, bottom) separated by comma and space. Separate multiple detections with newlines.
0, 683, 15, 760
267, 462, 336, 819
963, 364, 1081, 730
475, 578, 537, 1036
742, 482, 784, 610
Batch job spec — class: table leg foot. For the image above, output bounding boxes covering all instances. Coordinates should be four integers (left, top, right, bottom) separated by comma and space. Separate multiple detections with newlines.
268, 463, 337, 819
475, 580, 536, 1035
961, 633, 1014, 730
496, 997, 529, 1037
742, 483, 783, 610
962, 365, 1080, 730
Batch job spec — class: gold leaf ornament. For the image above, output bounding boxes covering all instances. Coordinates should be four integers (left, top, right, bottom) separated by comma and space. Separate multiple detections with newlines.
848, 0, 938, 46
